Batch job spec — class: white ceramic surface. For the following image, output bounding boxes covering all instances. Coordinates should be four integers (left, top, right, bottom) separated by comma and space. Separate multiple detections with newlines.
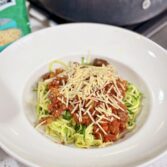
0, 23, 167, 167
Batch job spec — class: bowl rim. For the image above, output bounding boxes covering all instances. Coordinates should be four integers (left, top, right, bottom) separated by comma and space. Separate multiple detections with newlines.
0, 23, 167, 167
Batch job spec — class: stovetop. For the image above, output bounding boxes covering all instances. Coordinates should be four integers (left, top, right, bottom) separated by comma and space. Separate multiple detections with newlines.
28, 0, 167, 49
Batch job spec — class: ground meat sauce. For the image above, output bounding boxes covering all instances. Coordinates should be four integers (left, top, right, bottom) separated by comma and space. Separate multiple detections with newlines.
42, 59, 128, 143
93, 58, 109, 66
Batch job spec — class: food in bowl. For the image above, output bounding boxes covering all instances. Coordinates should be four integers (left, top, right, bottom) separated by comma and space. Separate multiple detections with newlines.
35, 58, 142, 148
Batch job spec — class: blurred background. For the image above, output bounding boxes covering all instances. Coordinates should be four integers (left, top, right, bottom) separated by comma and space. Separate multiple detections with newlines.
28, 0, 167, 49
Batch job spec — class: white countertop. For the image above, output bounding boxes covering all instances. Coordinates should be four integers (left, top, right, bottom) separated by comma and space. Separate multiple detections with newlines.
0, 147, 167, 167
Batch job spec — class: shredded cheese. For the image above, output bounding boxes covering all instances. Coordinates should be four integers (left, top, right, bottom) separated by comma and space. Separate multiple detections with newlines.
54, 62, 126, 127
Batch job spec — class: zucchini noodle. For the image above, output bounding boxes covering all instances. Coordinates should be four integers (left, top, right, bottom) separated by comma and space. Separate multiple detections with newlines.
35, 59, 143, 148
46, 118, 75, 144
36, 81, 50, 120
46, 118, 103, 147
36, 81, 103, 147
74, 125, 103, 148
124, 83, 142, 130
49, 60, 68, 72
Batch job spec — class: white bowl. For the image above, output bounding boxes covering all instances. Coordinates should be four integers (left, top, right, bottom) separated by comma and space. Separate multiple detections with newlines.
0, 23, 167, 167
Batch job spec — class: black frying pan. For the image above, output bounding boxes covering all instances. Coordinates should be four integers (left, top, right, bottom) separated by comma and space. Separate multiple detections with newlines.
39, 0, 167, 25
